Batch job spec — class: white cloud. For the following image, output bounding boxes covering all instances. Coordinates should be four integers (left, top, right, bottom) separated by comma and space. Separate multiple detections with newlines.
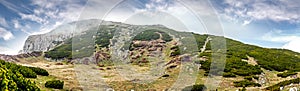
12, 0, 219, 35
283, 37, 300, 53
0, 46, 18, 55
19, 13, 46, 24
213, 0, 300, 53
242, 19, 252, 26
266, 35, 299, 43
217, 0, 300, 24
11, 19, 33, 35
0, 17, 9, 28
31, 21, 64, 35
263, 32, 295, 43
12, 19, 20, 29
0, 27, 14, 41
12, 0, 88, 35
0, 0, 22, 13
261, 30, 300, 53
102, 0, 219, 35
261, 30, 300, 43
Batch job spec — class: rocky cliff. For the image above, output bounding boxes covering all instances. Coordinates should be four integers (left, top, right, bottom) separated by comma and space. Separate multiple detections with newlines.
22, 19, 168, 53
22, 19, 103, 53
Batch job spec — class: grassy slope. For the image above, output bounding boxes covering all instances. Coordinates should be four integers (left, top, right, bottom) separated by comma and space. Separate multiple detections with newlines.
198, 35, 300, 90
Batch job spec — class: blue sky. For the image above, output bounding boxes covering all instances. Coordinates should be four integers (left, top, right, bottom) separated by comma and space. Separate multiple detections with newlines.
0, 0, 300, 54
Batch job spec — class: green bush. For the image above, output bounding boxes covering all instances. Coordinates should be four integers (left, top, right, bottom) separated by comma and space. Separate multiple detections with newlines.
277, 71, 297, 78
199, 56, 262, 77
182, 84, 206, 91
253, 76, 259, 80
241, 87, 247, 91
170, 46, 181, 57
1, 61, 38, 78
244, 76, 253, 80
45, 80, 64, 89
133, 29, 172, 42
0, 60, 40, 91
223, 72, 236, 77
170, 48, 181, 56
193, 34, 208, 51
266, 78, 300, 90
19, 67, 37, 78
234, 80, 261, 87
28, 67, 49, 76
44, 44, 72, 60
95, 26, 115, 47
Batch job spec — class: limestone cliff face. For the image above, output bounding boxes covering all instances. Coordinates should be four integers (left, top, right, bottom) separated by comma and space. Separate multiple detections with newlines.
22, 34, 71, 53
22, 19, 102, 53
22, 19, 168, 53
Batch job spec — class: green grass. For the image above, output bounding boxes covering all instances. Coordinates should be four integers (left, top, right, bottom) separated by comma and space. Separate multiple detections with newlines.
45, 25, 116, 60
132, 29, 172, 42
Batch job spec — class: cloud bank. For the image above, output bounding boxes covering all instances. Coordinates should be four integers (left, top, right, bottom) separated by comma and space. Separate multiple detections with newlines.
0, 27, 14, 41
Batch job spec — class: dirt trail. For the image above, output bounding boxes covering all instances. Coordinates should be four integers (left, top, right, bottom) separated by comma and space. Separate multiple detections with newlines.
201, 37, 210, 53
155, 32, 163, 40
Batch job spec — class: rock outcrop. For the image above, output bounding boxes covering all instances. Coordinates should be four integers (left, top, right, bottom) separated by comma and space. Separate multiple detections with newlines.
22, 19, 170, 54
23, 34, 71, 53
22, 19, 102, 53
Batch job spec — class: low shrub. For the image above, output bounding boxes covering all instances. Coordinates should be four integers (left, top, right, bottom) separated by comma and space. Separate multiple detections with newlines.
234, 80, 261, 87
45, 80, 64, 89
223, 72, 236, 77
182, 84, 206, 91
28, 67, 49, 76
244, 76, 253, 80
277, 72, 297, 78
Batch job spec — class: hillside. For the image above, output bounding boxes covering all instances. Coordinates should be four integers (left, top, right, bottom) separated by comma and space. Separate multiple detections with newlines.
199, 36, 300, 90
7, 20, 300, 90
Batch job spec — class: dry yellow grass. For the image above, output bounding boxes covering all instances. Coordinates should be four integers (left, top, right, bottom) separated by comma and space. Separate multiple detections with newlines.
16, 57, 80, 90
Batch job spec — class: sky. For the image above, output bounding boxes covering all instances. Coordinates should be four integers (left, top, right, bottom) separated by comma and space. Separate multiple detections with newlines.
0, 0, 300, 55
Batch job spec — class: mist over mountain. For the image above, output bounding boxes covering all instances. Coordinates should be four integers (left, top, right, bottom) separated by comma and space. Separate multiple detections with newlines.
22, 19, 113, 53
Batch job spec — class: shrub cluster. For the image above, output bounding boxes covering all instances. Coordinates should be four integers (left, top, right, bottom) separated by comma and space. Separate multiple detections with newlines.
182, 84, 206, 91
197, 34, 300, 78
132, 29, 172, 42
44, 44, 72, 60
0, 60, 41, 90
45, 80, 64, 89
95, 26, 115, 48
0, 60, 38, 78
170, 46, 180, 56
28, 67, 49, 76
277, 71, 297, 78
244, 76, 253, 80
234, 80, 261, 87
199, 57, 262, 77
266, 78, 300, 90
